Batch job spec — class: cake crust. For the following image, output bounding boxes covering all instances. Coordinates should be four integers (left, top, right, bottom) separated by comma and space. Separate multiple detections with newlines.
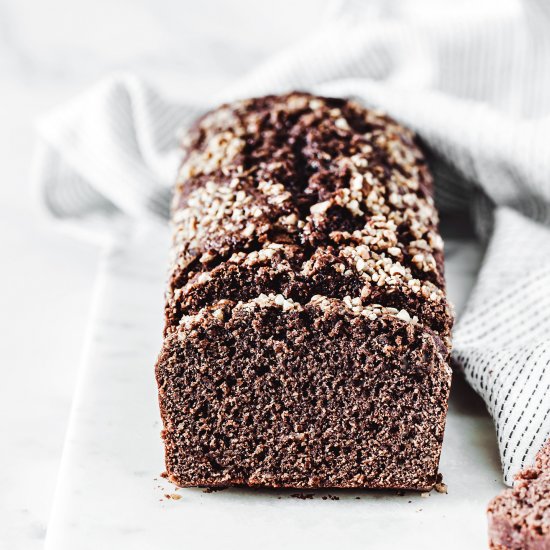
156, 92, 453, 490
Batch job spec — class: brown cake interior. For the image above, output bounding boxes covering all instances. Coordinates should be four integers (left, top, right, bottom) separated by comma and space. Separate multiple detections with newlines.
157, 297, 450, 489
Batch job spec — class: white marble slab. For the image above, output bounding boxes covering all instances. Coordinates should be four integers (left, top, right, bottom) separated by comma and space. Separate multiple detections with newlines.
43, 222, 503, 549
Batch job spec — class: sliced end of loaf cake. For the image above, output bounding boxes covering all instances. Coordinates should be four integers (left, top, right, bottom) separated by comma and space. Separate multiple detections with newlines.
156, 295, 451, 489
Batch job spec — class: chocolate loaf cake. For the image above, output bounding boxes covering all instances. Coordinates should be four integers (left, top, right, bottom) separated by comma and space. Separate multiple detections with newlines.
156, 92, 453, 489
488, 440, 550, 549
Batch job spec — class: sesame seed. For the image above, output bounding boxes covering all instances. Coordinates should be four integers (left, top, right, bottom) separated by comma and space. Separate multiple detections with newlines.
212, 309, 225, 321
310, 201, 331, 215
335, 117, 350, 130
388, 246, 401, 256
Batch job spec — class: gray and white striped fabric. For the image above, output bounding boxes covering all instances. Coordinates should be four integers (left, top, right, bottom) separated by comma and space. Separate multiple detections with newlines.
34, 0, 550, 485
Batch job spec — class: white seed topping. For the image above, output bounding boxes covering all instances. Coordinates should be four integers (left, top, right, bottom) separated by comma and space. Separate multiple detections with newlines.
334, 117, 350, 130
212, 309, 225, 321
172, 94, 448, 341
310, 201, 331, 215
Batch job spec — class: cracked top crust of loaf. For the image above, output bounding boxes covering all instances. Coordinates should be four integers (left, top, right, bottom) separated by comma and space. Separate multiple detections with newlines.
164, 92, 453, 349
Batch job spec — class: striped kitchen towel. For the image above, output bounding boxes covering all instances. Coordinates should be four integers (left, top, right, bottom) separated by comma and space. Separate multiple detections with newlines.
34, 0, 550, 485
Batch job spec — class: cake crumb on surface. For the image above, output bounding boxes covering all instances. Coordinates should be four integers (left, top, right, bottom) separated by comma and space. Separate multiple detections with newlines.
202, 487, 227, 493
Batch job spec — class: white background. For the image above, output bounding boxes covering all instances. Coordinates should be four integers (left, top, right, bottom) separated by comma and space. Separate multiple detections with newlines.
0, 1, 514, 548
